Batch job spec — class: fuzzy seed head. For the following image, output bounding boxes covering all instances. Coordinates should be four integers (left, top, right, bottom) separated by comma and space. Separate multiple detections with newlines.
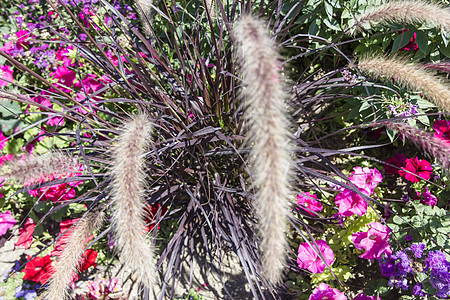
44, 208, 104, 300
352, 1, 450, 34
110, 113, 158, 291
235, 15, 292, 284
358, 56, 450, 112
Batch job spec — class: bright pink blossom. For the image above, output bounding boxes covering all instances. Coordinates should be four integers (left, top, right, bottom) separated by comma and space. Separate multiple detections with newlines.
0, 65, 14, 87
384, 153, 406, 175
335, 189, 368, 217
309, 283, 347, 300
349, 167, 383, 195
0, 211, 16, 236
0, 131, 7, 151
355, 293, 381, 300
297, 240, 334, 273
433, 119, 450, 143
50, 66, 76, 87
296, 192, 323, 216
15, 218, 36, 249
398, 157, 432, 183
352, 222, 392, 260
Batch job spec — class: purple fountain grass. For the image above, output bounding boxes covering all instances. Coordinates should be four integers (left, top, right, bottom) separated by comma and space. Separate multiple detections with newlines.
234, 15, 293, 284
44, 208, 104, 300
358, 56, 450, 112
110, 113, 158, 292
352, 0, 450, 34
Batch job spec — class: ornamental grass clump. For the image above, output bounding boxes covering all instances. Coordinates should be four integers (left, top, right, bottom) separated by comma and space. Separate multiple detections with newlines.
234, 15, 293, 283
110, 112, 157, 291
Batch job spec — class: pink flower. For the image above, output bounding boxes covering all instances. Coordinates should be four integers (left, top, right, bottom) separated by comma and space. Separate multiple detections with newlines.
0, 65, 14, 87
0, 130, 7, 151
0, 211, 16, 236
15, 218, 36, 249
433, 119, 450, 143
335, 189, 368, 217
309, 283, 347, 300
50, 66, 76, 87
355, 293, 381, 300
398, 157, 432, 183
296, 192, 323, 216
297, 240, 334, 273
46, 115, 65, 127
352, 222, 392, 260
27, 165, 84, 203
348, 167, 382, 195
384, 153, 406, 175
418, 187, 438, 207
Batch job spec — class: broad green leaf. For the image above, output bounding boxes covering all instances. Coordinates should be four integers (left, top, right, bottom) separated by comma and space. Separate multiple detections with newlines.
391, 30, 415, 53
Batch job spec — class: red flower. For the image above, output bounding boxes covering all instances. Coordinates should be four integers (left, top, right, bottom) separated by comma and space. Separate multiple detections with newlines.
15, 218, 36, 249
398, 157, 432, 183
384, 153, 406, 175
143, 204, 167, 232
78, 249, 98, 272
22, 255, 55, 284
433, 119, 450, 143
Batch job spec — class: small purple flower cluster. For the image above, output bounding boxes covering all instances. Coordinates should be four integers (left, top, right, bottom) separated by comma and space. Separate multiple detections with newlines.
15, 283, 39, 300
379, 243, 450, 298
426, 251, 450, 298
388, 103, 418, 118
34, 49, 56, 69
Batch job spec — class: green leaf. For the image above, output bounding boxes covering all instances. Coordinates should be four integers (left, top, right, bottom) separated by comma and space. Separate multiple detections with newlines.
391, 30, 415, 53
323, 18, 340, 31
415, 31, 428, 54
309, 19, 320, 36
440, 43, 450, 58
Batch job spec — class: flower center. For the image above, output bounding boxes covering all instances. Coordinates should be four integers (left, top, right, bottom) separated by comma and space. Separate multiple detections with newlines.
369, 234, 378, 240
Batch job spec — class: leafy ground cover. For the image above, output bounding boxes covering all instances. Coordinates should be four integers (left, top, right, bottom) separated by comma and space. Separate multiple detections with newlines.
0, 0, 449, 299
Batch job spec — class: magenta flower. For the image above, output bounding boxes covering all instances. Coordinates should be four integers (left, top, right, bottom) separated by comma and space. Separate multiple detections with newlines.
297, 240, 334, 273
349, 167, 383, 195
398, 157, 432, 183
419, 187, 438, 207
297, 192, 323, 216
352, 222, 392, 260
0, 131, 7, 151
335, 189, 368, 217
50, 66, 76, 87
0, 65, 14, 87
355, 293, 381, 300
0, 211, 16, 236
309, 283, 347, 300
384, 153, 406, 175
433, 119, 450, 143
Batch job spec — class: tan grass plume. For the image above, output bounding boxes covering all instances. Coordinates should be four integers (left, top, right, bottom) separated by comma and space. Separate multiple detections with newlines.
378, 121, 450, 171
44, 207, 104, 300
352, 0, 450, 34
234, 15, 292, 283
204, 0, 216, 20
135, 0, 153, 35
110, 113, 157, 291
2, 152, 81, 185
358, 56, 450, 112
